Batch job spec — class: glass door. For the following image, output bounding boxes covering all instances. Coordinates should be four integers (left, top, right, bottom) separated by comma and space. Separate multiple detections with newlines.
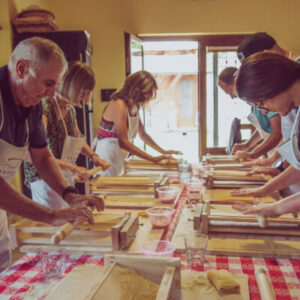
138, 40, 199, 162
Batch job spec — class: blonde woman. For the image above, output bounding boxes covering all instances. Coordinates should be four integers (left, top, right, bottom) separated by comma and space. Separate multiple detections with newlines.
95, 70, 180, 176
24, 61, 109, 209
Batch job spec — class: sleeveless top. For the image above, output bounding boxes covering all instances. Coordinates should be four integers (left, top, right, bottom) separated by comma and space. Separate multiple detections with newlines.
97, 117, 118, 140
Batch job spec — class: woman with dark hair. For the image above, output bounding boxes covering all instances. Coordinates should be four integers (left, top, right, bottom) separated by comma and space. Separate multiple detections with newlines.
232, 52, 300, 216
218, 67, 281, 159
95, 70, 181, 177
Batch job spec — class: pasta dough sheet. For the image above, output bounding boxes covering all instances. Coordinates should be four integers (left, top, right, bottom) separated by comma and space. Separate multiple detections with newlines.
93, 265, 159, 300
207, 269, 240, 293
181, 270, 247, 300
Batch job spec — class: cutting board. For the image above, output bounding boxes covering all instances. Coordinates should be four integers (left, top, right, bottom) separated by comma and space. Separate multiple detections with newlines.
181, 270, 249, 300
203, 189, 279, 204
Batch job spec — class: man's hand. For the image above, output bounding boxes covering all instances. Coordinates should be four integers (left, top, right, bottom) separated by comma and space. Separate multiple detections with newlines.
65, 193, 105, 211
48, 206, 94, 226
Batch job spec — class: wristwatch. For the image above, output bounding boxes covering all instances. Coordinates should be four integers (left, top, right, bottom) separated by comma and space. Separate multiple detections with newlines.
62, 186, 80, 200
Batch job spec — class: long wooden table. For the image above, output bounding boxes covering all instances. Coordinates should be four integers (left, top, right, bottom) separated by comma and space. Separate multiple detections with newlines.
2, 163, 300, 299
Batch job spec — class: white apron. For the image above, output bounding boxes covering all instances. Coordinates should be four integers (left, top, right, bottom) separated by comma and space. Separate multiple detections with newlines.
0, 93, 29, 272
31, 98, 85, 210
95, 110, 139, 177
277, 108, 300, 194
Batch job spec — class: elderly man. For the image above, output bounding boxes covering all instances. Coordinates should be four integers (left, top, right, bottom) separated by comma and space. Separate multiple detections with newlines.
0, 37, 104, 271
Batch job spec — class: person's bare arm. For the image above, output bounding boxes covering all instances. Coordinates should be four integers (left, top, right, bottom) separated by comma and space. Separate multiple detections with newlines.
0, 176, 94, 225
112, 100, 168, 163
248, 114, 282, 158
80, 142, 110, 170
242, 150, 281, 167
231, 165, 300, 197
138, 120, 181, 155
232, 130, 262, 154
30, 146, 105, 210
234, 191, 300, 218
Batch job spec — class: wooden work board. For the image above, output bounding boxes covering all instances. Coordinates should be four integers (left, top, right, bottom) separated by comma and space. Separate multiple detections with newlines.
90, 184, 156, 196
211, 164, 251, 171
124, 156, 178, 173
45, 254, 181, 300
18, 208, 169, 255
205, 178, 265, 190
97, 183, 184, 209
171, 207, 300, 259
194, 202, 300, 237
211, 170, 266, 182
10, 212, 139, 253
202, 154, 237, 165
181, 270, 249, 300
90, 175, 167, 188
203, 188, 279, 204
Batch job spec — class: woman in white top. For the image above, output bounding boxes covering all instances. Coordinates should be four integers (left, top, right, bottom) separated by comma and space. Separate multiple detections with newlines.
95, 70, 180, 176
232, 52, 300, 216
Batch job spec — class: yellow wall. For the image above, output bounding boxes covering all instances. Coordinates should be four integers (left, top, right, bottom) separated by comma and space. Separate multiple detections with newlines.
3, 0, 300, 130
1, 0, 300, 191
129, 0, 300, 51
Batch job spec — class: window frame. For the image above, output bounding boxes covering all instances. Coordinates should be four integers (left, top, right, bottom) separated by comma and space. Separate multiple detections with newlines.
125, 33, 248, 159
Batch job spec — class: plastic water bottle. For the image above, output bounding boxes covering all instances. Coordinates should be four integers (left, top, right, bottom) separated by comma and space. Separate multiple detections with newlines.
178, 160, 191, 183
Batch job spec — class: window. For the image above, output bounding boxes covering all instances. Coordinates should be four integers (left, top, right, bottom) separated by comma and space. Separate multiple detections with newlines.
180, 80, 194, 121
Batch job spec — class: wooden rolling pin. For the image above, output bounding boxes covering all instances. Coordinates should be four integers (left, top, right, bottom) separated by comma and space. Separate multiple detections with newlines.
51, 218, 83, 245
73, 166, 103, 183
255, 268, 276, 300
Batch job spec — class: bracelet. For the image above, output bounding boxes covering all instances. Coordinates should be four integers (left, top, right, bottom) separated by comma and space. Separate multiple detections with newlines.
62, 186, 80, 200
